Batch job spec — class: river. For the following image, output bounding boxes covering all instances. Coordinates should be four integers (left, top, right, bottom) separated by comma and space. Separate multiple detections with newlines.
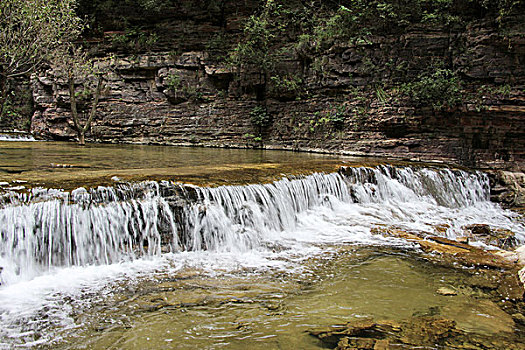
0, 141, 523, 349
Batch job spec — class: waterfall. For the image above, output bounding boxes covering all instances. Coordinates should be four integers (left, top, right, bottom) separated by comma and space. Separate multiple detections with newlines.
0, 133, 35, 142
341, 165, 489, 207
0, 166, 522, 286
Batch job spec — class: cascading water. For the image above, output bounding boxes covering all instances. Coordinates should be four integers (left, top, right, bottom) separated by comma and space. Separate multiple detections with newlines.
0, 182, 177, 285
0, 165, 524, 347
0, 166, 522, 286
0, 133, 35, 142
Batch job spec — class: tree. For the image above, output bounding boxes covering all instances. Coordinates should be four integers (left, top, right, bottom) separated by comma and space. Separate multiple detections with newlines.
229, 0, 281, 96
0, 0, 82, 122
52, 45, 106, 145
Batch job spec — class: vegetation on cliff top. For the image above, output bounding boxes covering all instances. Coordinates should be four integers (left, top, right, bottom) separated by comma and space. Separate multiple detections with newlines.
225, 0, 521, 118
1, 0, 523, 138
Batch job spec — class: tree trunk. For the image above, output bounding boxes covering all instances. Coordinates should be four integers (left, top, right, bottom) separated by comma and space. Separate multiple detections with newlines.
77, 131, 85, 146
0, 74, 8, 125
81, 76, 103, 138
69, 73, 103, 146
68, 72, 81, 144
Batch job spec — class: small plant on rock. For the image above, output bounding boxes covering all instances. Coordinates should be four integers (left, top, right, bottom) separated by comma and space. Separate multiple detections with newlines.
165, 73, 182, 92
269, 74, 303, 100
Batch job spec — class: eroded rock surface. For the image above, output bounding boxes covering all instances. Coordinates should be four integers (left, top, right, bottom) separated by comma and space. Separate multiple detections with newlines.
25, 3, 525, 173
310, 316, 523, 350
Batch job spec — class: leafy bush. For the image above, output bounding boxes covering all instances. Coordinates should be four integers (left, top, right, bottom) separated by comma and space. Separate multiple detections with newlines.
248, 105, 271, 143
401, 68, 462, 110
294, 0, 513, 55
250, 106, 271, 129
165, 73, 182, 92
164, 72, 204, 102
269, 75, 303, 100
205, 33, 230, 63
309, 104, 347, 132
229, 9, 275, 71
328, 104, 346, 128
110, 27, 158, 52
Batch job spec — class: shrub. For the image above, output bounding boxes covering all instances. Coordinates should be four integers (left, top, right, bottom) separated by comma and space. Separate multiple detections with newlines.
165, 73, 181, 92
269, 74, 303, 100
250, 106, 271, 130
401, 68, 462, 110
110, 27, 158, 52
309, 104, 347, 132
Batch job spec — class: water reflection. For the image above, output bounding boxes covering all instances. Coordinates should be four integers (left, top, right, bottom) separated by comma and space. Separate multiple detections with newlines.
0, 141, 346, 189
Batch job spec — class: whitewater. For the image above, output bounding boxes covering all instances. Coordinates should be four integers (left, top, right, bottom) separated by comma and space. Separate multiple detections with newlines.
0, 165, 523, 347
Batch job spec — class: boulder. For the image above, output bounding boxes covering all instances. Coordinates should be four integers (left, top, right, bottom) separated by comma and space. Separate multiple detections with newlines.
463, 224, 518, 249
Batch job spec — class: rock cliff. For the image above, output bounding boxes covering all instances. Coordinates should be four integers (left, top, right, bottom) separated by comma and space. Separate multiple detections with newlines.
28, 1, 525, 171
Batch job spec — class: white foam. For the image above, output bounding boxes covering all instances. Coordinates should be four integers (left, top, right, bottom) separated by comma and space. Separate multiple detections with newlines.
0, 134, 36, 142
0, 166, 524, 347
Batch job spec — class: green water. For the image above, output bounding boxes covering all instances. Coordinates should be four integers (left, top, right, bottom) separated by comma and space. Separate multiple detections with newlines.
0, 141, 349, 189
57, 248, 519, 350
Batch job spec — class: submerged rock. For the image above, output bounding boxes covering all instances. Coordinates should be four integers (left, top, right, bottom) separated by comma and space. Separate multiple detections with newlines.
436, 287, 457, 296
310, 315, 523, 350
463, 224, 518, 249
309, 316, 460, 349
371, 227, 517, 269
371, 226, 525, 301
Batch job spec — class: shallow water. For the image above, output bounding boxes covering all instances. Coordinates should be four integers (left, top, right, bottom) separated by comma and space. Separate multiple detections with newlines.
0, 141, 347, 189
54, 249, 520, 349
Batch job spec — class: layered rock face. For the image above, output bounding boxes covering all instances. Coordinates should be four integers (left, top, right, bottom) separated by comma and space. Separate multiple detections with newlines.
30, 1, 525, 171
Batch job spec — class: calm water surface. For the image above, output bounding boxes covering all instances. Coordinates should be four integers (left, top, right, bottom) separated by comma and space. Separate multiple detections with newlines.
0, 141, 353, 189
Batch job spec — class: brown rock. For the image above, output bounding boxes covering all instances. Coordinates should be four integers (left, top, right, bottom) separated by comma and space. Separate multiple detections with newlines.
437, 287, 458, 296
310, 316, 460, 349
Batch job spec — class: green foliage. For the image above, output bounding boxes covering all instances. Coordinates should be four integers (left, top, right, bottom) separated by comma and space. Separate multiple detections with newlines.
244, 133, 262, 143
401, 67, 462, 110
205, 33, 230, 63
480, 83, 512, 97
0, 0, 83, 121
470, 83, 514, 112
314, 5, 365, 46
74, 86, 97, 102
375, 85, 389, 105
247, 105, 270, 143
164, 72, 204, 102
110, 27, 158, 53
229, 1, 298, 73
2, 96, 23, 121
310, 104, 347, 132
229, 9, 274, 71
473, 0, 525, 21
293, 0, 524, 56
250, 106, 271, 129
269, 75, 303, 99
0, 0, 83, 77
328, 104, 347, 128
298, 1, 417, 51
165, 73, 182, 92
229, 0, 522, 98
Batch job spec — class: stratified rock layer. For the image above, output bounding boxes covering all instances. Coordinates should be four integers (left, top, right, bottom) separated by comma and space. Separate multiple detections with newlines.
29, 4, 525, 171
